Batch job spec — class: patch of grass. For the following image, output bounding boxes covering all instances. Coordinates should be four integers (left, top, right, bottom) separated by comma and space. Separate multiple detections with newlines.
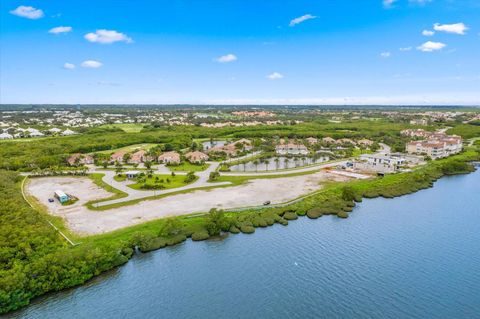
99, 123, 145, 133
168, 162, 210, 172
127, 173, 198, 190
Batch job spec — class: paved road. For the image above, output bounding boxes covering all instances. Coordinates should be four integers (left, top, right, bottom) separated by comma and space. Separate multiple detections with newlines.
93, 161, 230, 207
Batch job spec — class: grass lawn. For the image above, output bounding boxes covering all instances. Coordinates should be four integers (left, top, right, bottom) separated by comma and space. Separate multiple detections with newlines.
352, 148, 373, 157
127, 173, 198, 190
168, 162, 210, 172
99, 123, 145, 133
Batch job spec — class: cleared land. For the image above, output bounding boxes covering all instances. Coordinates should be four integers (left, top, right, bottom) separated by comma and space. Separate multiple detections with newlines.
26, 170, 354, 235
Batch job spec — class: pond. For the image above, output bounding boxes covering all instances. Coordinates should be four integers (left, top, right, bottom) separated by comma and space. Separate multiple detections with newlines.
202, 140, 227, 150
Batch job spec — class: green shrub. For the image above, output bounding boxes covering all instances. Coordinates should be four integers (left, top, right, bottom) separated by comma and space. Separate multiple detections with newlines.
191, 231, 210, 241
337, 211, 349, 218
277, 218, 288, 226
283, 211, 298, 220
229, 225, 240, 234
306, 208, 323, 219
240, 225, 255, 234
138, 237, 168, 252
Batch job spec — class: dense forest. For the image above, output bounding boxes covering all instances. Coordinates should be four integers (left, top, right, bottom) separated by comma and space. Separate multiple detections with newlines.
0, 170, 131, 313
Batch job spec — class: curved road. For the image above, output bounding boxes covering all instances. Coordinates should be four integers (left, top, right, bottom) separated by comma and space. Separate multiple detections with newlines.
93, 162, 230, 207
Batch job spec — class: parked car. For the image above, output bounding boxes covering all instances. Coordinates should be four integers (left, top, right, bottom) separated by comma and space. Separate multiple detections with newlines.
48, 198, 54, 203
263, 200, 271, 206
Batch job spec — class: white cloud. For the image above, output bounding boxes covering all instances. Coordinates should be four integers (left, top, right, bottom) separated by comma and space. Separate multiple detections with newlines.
380, 52, 391, 58
63, 63, 75, 70
289, 14, 316, 27
267, 72, 284, 80
399, 47, 412, 51
417, 41, 446, 52
49, 26, 72, 34
383, 0, 397, 8
433, 23, 468, 35
215, 54, 237, 63
10, 6, 44, 19
81, 60, 103, 68
422, 30, 435, 36
84, 29, 133, 44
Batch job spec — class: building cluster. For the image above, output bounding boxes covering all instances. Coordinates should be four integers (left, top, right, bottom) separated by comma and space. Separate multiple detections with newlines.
206, 138, 253, 156
402, 129, 463, 159
0, 126, 76, 139
406, 134, 463, 159
351, 153, 423, 174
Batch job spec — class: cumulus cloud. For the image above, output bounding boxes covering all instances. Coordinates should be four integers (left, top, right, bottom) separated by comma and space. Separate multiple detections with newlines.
399, 47, 412, 51
289, 14, 316, 27
63, 63, 75, 69
267, 72, 284, 80
84, 29, 133, 44
433, 23, 468, 35
10, 6, 44, 19
417, 41, 446, 52
215, 54, 237, 63
49, 26, 72, 34
380, 52, 391, 58
81, 60, 103, 68
422, 30, 435, 36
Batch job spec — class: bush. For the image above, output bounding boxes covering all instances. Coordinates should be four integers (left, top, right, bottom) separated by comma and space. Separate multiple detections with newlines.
306, 208, 323, 219
337, 211, 349, 218
277, 218, 288, 226
283, 211, 298, 220
191, 231, 210, 241
138, 237, 168, 252
229, 225, 240, 234
240, 225, 255, 234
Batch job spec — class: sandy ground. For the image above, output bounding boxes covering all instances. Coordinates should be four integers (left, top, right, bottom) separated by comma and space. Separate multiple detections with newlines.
26, 171, 353, 236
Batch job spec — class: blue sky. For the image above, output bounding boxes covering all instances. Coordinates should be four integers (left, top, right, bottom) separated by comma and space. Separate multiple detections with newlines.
1, 0, 479, 105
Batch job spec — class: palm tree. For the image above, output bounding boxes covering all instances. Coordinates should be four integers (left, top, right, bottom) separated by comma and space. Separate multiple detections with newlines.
265, 158, 271, 171
253, 160, 260, 172
275, 158, 280, 170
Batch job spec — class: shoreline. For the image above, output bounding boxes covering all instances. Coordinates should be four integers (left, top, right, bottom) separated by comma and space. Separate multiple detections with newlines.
2, 150, 478, 314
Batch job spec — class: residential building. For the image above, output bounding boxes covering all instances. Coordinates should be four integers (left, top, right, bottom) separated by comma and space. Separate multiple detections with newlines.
406, 134, 462, 159
306, 137, 318, 144
354, 153, 406, 173
185, 151, 209, 163
0, 133, 13, 139
275, 143, 309, 155
158, 151, 181, 164
357, 139, 374, 147
67, 153, 94, 166
111, 150, 127, 163
322, 137, 336, 144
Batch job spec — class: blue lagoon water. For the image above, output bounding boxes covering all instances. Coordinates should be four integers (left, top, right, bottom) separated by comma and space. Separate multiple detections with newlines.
8, 170, 480, 319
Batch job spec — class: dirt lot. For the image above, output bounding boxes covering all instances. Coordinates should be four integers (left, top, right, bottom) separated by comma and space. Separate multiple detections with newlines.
26, 171, 353, 235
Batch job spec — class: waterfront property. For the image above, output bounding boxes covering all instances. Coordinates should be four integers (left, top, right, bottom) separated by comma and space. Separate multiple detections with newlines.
406, 134, 462, 159
353, 153, 406, 173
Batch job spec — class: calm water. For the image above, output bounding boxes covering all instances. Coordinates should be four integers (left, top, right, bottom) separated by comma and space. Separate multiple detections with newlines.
230, 156, 329, 172
9, 170, 480, 319
202, 140, 226, 150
